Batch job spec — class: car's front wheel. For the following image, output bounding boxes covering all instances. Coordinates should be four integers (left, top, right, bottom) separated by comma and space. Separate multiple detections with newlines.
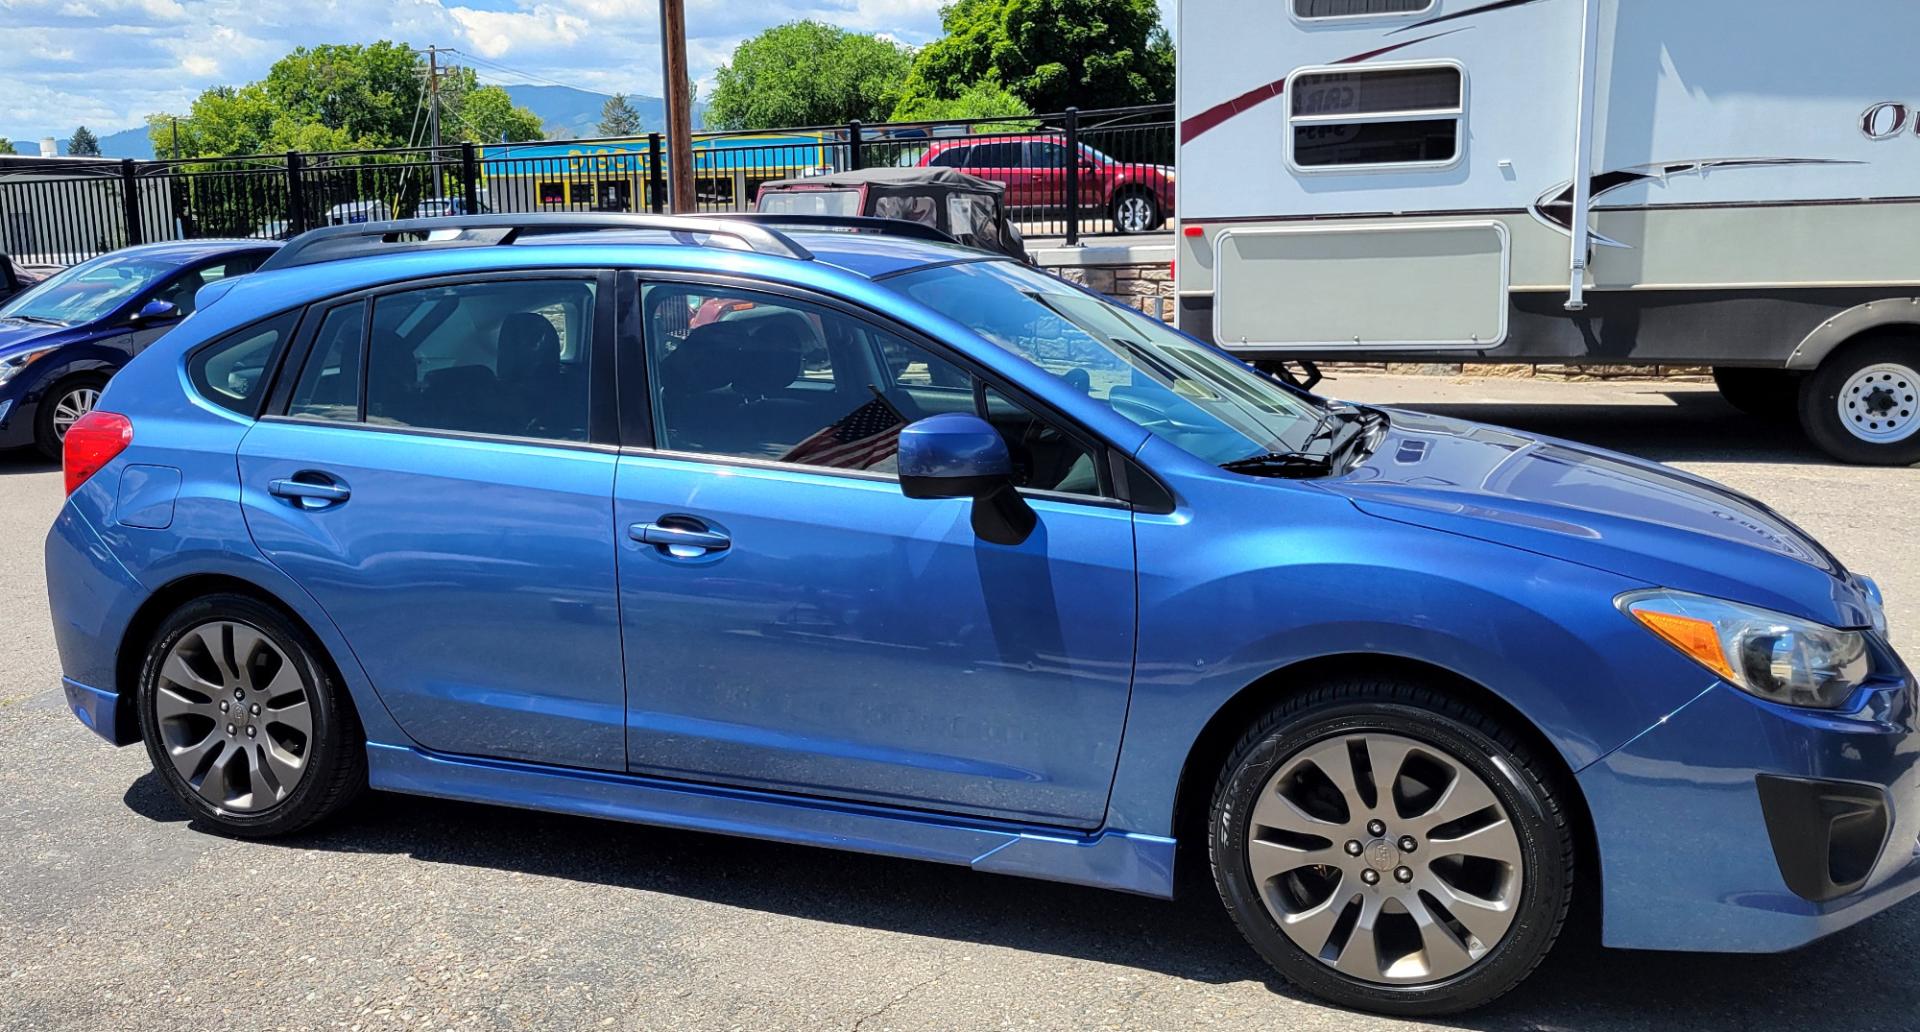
1209, 678, 1572, 1016
137, 593, 366, 837
1110, 189, 1162, 233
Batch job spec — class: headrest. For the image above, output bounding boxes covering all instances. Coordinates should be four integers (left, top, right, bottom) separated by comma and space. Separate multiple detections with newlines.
729, 314, 812, 399
659, 322, 748, 395
498, 313, 561, 381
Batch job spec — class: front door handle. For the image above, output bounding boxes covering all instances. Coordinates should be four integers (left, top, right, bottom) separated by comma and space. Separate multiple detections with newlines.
630, 519, 731, 558
269, 475, 351, 510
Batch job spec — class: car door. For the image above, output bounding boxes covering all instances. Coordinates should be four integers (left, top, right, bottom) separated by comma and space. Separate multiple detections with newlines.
964, 141, 1029, 207
237, 272, 630, 771
1024, 140, 1071, 215
613, 277, 1137, 827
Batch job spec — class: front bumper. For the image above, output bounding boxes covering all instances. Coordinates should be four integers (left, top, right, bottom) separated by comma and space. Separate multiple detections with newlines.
1581, 657, 1920, 952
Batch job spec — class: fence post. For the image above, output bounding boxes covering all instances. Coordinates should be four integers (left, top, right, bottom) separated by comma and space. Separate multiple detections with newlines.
460, 142, 480, 214
848, 121, 864, 171
1063, 107, 1080, 246
285, 152, 308, 235
647, 133, 665, 213
118, 159, 144, 246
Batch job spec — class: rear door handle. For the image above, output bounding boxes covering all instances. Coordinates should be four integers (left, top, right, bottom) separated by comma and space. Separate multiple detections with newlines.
268, 475, 351, 509
630, 520, 731, 557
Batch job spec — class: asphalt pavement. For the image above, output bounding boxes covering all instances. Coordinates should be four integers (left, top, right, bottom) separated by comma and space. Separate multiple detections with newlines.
2, 372, 1916, 1031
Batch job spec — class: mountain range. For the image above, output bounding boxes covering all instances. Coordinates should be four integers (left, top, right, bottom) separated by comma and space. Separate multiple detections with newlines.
22, 86, 701, 160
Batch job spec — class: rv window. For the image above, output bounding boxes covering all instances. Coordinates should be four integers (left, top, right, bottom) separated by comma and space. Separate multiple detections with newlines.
1289, 64, 1462, 170
1292, 0, 1433, 19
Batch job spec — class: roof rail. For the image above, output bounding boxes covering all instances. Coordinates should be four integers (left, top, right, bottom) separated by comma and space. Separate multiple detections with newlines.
257, 213, 814, 272
704, 213, 962, 246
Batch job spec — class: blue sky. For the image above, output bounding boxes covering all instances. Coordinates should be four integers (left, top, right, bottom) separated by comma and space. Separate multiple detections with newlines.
0, 0, 1177, 142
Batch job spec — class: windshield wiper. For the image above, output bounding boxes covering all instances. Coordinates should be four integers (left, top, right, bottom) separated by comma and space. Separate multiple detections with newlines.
1, 314, 62, 326
1323, 406, 1390, 468
1220, 451, 1334, 479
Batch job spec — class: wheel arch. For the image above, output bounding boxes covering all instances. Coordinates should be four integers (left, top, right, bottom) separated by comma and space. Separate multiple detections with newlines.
112, 572, 359, 745
1786, 300, 1920, 371
1168, 652, 1598, 908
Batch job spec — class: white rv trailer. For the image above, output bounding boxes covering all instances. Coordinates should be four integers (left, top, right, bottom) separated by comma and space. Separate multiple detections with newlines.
1175, 0, 1920, 464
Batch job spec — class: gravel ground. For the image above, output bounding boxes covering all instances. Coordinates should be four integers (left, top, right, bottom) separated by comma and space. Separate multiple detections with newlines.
1, 372, 1916, 1032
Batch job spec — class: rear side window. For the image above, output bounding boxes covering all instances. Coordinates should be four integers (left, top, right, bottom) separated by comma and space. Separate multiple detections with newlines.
366, 279, 596, 442
966, 142, 1023, 168
928, 146, 970, 168
186, 312, 297, 415
288, 302, 365, 422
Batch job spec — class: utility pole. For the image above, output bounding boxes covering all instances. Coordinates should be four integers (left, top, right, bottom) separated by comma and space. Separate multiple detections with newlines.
658, 0, 696, 212
425, 45, 444, 148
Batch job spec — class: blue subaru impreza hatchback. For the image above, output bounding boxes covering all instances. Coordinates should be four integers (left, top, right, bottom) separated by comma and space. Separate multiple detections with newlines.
47, 215, 1915, 1015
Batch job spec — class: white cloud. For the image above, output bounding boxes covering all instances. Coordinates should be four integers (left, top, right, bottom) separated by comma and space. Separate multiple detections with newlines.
0, 0, 962, 140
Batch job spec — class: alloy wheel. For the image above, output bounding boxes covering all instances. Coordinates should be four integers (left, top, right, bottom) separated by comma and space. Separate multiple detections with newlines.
1246, 732, 1524, 984
154, 620, 313, 812
1116, 194, 1156, 233
1837, 362, 1919, 444
51, 386, 101, 441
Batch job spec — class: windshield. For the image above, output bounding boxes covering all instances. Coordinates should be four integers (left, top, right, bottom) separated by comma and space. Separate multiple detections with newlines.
883, 260, 1328, 465
0, 252, 175, 326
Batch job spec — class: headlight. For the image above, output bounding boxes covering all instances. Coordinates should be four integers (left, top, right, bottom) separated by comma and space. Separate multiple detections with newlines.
0, 346, 57, 386
1619, 588, 1871, 710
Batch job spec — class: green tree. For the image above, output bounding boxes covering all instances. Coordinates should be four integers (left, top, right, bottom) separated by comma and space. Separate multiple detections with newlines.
68, 126, 101, 156
0, 138, 16, 156
890, 79, 1031, 124
898, 0, 1173, 114
444, 78, 546, 143
146, 41, 544, 157
596, 93, 643, 137
707, 21, 912, 130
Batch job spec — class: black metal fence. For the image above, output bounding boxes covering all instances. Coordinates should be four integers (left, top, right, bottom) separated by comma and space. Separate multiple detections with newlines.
0, 104, 1173, 267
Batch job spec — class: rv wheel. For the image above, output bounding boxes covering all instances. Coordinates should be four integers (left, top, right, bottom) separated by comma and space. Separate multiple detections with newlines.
1799, 336, 1920, 466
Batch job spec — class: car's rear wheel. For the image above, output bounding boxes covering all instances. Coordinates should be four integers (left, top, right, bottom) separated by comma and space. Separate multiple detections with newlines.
1712, 367, 1800, 420
1111, 189, 1162, 233
136, 593, 365, 837
34, 373, 108, 461
1798, 335, 1920, 466
1209, 678, 1572, 1016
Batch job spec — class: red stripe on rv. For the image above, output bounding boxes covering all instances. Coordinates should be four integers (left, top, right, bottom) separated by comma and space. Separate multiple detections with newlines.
1178, 31, 1462, 144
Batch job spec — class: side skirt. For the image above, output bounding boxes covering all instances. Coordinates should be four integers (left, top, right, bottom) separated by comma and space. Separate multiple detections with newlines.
367, 742, 1179, 898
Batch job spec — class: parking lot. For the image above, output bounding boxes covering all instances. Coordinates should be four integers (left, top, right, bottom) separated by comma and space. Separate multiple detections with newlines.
2, 371, 1916, 1032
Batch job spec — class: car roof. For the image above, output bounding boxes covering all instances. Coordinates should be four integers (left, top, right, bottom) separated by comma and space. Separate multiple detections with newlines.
112, 238, 281, 266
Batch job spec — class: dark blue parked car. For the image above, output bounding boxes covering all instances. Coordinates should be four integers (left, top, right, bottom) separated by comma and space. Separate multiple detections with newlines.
46, 215, 1915, 1015
0, 240, 277, 458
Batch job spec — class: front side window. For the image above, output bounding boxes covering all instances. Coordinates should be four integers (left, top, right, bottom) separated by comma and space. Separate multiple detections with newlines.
0, 252, 175, 326
642, 284, 1101, 495
883, 260, 1328, 467
965, 142, 1023, 168
1289, 64, 1463, 169
187, 313, 297, 415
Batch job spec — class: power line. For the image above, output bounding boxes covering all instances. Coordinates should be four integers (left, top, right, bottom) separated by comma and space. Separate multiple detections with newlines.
444, 50, 603, 95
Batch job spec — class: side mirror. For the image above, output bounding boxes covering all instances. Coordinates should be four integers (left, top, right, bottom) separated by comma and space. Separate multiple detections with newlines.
898, 413, 1036, 546
131, 299, 180, 325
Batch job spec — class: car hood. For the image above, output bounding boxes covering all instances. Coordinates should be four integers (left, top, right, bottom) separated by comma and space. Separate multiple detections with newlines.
0, 320, 73, 354
1323, 408, 1880, 628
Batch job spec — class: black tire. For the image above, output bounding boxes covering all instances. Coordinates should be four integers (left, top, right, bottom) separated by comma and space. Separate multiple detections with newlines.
1712, 367, 1800, 420
1798, 335, 1920, 466
1110, 189, 1162, 233
1209, 677, 1573, 1017
136, 593, 366, 837
33, 373, 109, 461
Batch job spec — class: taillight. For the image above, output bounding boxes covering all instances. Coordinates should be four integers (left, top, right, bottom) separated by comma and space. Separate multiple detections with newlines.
63, 410, 132, 496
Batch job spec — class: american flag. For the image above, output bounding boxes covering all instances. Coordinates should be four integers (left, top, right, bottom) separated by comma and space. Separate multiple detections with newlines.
780, 396, 906, 470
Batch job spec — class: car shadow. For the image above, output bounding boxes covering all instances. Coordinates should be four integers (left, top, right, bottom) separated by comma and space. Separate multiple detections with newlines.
1369, 389, 1827, 466
0, 448, 56, 475
123, 773, 1920, 1028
